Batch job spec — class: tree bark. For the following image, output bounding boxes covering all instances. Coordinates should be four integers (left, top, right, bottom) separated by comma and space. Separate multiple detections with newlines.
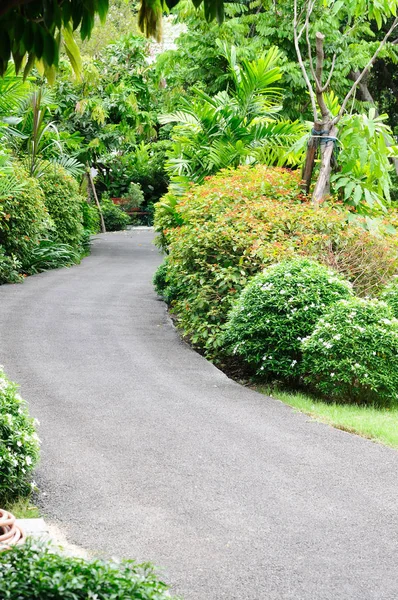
301, 120, 323, 194
87, 170, 106, 233
312, 124, 337, 204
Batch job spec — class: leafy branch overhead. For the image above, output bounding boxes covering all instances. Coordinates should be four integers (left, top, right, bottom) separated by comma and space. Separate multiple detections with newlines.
0, 0, 226, 78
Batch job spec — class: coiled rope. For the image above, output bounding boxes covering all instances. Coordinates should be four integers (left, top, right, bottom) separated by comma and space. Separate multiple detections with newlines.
0, 509, 26, 551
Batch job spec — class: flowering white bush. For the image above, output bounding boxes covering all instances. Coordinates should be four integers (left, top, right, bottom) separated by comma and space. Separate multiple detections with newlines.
380, 276, 398, 318
0, 369, 40, 502
302, 298, 398, 405
223, 258, 353, 379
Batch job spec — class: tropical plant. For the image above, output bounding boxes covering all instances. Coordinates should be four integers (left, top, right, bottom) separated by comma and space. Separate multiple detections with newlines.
223, 258, 353, 379
159, 45, 306, 191
332, 109, 398, 215
37, 164, 84, 248
82, 201, 100, 234
121, 182, 145, 211
28, 240, 80, 274
302, 298, 398, 405
0, 368, 40, 503
0, 541, 177, 600
17, 86, 85, 178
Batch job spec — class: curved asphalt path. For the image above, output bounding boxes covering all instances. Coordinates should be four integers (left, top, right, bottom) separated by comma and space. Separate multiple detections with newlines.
0, 229, 397, 599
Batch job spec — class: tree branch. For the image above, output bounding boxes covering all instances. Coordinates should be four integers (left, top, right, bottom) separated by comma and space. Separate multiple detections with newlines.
293, 0, 318, 121
315, 32, 330, 118
334, 17, 398, 124
0, 0, 37, 17
320, 53, 336, 92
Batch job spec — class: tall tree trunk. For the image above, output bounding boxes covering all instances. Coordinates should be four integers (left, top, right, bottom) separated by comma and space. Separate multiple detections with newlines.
87, 169, 106, 233
312, 124, 337, 204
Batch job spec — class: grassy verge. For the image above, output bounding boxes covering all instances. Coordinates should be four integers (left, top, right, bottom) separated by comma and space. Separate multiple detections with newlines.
3, 498, 40, 519
256, 386, 398, 450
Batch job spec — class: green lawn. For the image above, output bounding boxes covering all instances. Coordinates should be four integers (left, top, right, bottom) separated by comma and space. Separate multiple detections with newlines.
256, 386, 398, 450
3, 498, 40, 519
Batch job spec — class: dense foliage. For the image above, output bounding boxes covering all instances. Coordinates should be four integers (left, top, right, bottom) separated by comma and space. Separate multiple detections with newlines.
380, 277, 398, 318
0, 541, 177, 600
0, 369, 40, 503
223, 259, 353, 379
302, 298, 398, 405
0, 163, 50, 267
37, 164, 84, 248
100, 196, 130, 231
155, 165, 398, 354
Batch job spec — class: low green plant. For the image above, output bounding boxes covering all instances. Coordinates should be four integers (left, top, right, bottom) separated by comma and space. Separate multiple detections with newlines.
380, 277, 398, 318
100, 196, 130, 231
37, 164, 84, 248
0, 247, 22, 284
0, 542, 177, 600
82, 200, 100, 234
302, 298, 398, 405
0, 369, 40, 503
223, 259, 353, 379
28, 240, 80, 274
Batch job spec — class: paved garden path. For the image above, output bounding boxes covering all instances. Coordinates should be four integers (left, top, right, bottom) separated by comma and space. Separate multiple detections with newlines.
0, 230, 397, 600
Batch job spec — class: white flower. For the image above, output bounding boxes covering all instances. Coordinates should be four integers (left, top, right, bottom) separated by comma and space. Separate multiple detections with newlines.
25, 456, 32, 466
291, 360, 297, 366
330, 372, 335, 377
333, 334, 341, 341
280, 290, 286, 295
354, 363, 361, 369
16, 441, 22, 447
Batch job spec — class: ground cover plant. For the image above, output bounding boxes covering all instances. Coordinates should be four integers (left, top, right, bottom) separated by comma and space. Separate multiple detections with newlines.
223, 258, 353, 380
0, 368, 40, 504
154, 164, 398, 355
0, 541, 178, 600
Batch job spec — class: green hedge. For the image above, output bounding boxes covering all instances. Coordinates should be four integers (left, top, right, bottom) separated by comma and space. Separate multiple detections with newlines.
0, 542, 178, 600
0, 163, 50, 267
38, 164, 84, 248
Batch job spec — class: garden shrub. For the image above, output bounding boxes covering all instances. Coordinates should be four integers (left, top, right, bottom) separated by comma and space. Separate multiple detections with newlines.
380, 277, 398, 318
0, 247, 23, 284
82, 200, 100, 234
302, 298, 398, 405
223, 259, 353, 379
100, 196, 130, 231
155, 165, 398, 354
0, 164, 50, 267
153, 259, 180, 304
37, 164, 84, 248
121, 182, 145, 211
0, 368, 40, 503
0, 541, 177, 600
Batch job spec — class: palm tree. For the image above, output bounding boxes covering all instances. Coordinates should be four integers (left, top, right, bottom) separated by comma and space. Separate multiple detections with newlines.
159, 45, 306, 192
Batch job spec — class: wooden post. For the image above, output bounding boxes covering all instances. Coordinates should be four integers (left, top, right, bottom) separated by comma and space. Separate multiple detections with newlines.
87, 168, 106, 234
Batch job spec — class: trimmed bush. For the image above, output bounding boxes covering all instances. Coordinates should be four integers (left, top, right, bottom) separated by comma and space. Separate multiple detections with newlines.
100, 197, 130, 231
0, 542, 177, 600
0, 164, 50, 267
155, 165, 398, 354
380, 277, 398, 318
38, 164, 84, 248
0, 369, 40, 503
223, 259, 353, 379
302, 298, 398, 405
